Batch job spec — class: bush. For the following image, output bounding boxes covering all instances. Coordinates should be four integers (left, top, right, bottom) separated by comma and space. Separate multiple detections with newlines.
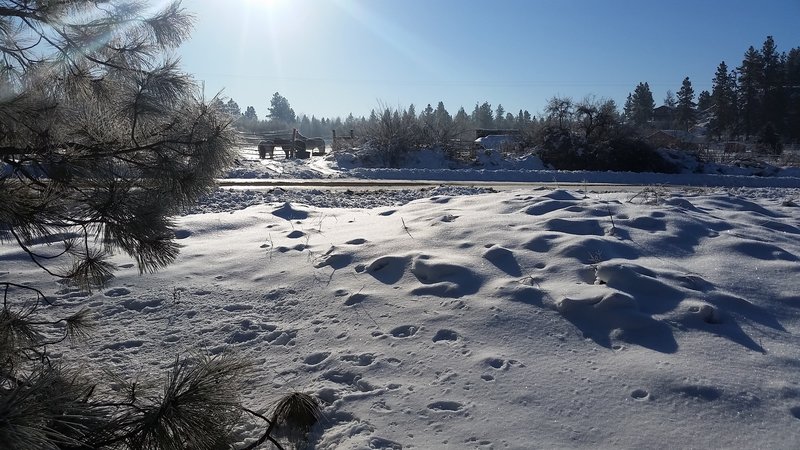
358, 108, 423, 167
536, 126, 678, 173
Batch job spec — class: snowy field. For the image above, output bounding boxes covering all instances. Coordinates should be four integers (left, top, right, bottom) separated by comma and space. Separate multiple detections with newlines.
3, 145, 800, 448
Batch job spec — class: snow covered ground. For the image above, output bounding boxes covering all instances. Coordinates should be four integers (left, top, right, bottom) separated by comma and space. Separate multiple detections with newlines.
3, 145, 800, 448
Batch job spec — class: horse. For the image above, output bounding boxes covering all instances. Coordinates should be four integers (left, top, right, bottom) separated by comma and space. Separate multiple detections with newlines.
293, 131, 326, 156
257, 141, 275, 159
304, 137, 326, 155
272, 137, 296, 158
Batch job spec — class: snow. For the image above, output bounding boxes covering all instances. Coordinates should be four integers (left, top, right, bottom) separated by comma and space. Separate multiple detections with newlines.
3, 145, 800, 448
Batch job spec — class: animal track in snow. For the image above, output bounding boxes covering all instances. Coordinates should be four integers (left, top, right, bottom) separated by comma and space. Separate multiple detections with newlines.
304, 352, 330, 366
103, 340, 144, 351
345, 238, 368, 245
427, 400, 464, 412
390, 325, 418, 338
341, 353, 375, 366
366, 255, 408, 284
482, 246, 522, 277
369, 437, 403, 449
264, 329, 297, 346
409, 255, 481, 298
228, 330, 259, 344
484, 358, 506, 369
223, 304, 253, 312
630, 389, 650, 400
286, 230, 305, 239
344, 293, 367, 306
314, 252, 353, 269
432, 329, 459, 342
104, 287, 130, 297
791, 406, 800, 420
121, 297, 162, 312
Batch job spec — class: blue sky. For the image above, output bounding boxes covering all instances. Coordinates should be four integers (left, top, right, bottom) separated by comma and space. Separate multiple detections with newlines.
177, 0, 800, 120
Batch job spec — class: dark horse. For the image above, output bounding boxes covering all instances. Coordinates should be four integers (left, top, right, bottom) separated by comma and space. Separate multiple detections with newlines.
294, 134, 326, 156
256, 129, 324, 159
257, 137, 297, 159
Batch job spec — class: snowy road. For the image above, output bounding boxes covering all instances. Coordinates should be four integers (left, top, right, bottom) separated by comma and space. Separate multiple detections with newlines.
218, 178, 663, 193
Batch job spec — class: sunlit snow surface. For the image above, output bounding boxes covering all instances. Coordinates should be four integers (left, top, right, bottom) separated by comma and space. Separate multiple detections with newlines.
3, 148, 800, 448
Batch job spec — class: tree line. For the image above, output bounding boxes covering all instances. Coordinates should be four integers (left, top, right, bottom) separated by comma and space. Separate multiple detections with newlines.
220, 92, 534, 140
226, 35, 798, 153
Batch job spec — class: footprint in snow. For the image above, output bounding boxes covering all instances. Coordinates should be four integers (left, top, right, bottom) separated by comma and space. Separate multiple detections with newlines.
432, 329, 459, 342
390, 325, 418, 338
630, 389, 651, 401
344, 293, 367, 306
286, 230, 305, 239
369, 437, 403, 449
303, 352, 330, 366
104, 287, 131, 297
341, 353, 375, 366
427, 400, 464, 412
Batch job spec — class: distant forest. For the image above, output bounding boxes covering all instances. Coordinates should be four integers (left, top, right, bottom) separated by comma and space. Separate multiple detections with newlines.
220, 36, 799, 146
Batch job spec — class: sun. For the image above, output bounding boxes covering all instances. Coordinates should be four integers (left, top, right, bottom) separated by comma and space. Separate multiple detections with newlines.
243, 0, 285, 8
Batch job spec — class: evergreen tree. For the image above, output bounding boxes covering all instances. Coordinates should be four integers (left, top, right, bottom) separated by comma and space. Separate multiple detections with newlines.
495, 104, 506, 127
675, 77, 697, 131
737, 46, 764, 138
225, 98, 242, 118
473, 101, 494, 129
421, 103, 435, 121
629, 82, 655, 126
0, 2, 322, 448
244, 105, 258, 121
785, 47, 800, 142
663, 90, 677, 108
760, 36, 786, 135
434, 101, 453, 128
405, 104, 417, 122
454, 106, 470, 127
311, 115, 323, 136
709, 61, 738, 139
268, 92, 296, 123
697, 90, 713, 112
623, 93, 634, 122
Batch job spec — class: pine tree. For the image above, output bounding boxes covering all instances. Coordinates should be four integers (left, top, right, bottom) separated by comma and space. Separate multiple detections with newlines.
629, 82, 655, 126
697, 90, 713, 113
225, 99, 242, 118
473, 101, 494, 129
675, 77, 697, 131
663, 90, 677, 109
623, 93, 634, 122
495, 104, 506, 128
0, 2, 319, 447
434, 101, 453, 128
268, 92, 296, 124
737, 46, 764, 138
709, 61, 738, 139
785, 47, 800, 142
760, 36, 786, 135
244, 105, 258, 121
